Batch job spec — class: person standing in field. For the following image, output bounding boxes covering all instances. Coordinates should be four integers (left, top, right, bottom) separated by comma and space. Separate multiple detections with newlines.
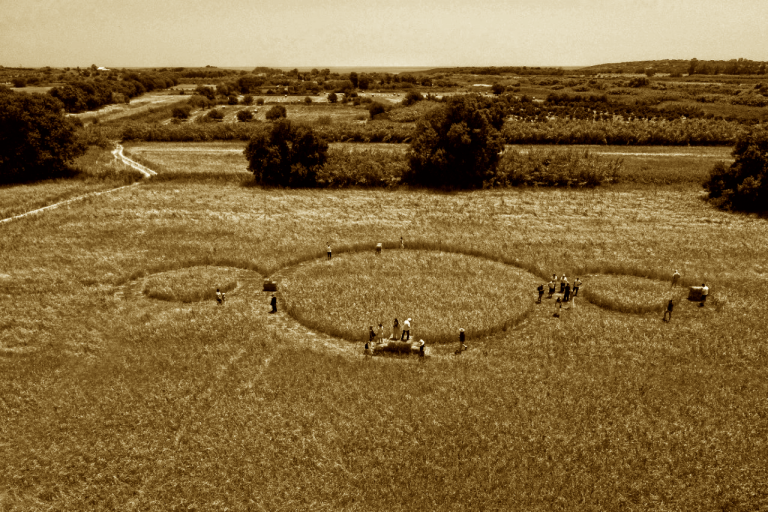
548, 279, 555, 298
392, 318, 400, 340
663, 299, 674, 321
701, 283, 709, 306
400, 237, 404, 249
537, 284, 545, 303
573, 277, 582, 297
270, 293, 277, 313
419, 339, 425, 358
401, 318, 411, 341
672, 270, 681, 287
553, 298, 562, 318
216, 288, 223, 305
377, 322, 384, 343
327, 243, 332, 260
560, 275, 568, 294
221, 292, 226, 304
369, 326, 376, 345
563, 283, 571, 302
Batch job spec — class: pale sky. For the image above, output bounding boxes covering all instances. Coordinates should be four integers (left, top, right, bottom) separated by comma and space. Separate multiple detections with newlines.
1, 0, 766, 68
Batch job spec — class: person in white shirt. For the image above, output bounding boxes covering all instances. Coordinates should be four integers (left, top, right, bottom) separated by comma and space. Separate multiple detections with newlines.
701, 283, 709, 305
560, 275, 568, 294
401, 318, 411, 341
216, 288, 223, 305
327, 243, 332, 260
672, 270, 681, 288
573, 278, 582, 297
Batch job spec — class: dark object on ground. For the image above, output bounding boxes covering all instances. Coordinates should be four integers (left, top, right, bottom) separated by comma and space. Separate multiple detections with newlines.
263, 279, 277, 292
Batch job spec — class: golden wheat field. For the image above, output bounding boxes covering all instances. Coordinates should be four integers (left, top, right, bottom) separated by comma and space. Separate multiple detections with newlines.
1, 150, 768, 510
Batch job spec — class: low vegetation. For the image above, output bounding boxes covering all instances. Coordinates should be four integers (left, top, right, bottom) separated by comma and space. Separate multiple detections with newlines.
282, 250, 538, 342
142, 266, 239, 303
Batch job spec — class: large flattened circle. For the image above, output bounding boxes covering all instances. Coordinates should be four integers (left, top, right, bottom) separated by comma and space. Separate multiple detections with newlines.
280, 250, 540, 343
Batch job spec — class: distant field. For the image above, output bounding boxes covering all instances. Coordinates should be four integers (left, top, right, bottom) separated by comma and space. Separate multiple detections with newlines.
124, 141, 731, 185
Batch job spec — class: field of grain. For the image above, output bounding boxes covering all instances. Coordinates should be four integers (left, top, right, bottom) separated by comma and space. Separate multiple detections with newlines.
123, 141, 731, 185
1, 159, 767, 509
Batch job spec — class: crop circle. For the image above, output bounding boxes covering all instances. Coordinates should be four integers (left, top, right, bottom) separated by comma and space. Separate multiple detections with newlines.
579, 274, 686, 314
142, 266, 240, 303
281, 250, 540, 343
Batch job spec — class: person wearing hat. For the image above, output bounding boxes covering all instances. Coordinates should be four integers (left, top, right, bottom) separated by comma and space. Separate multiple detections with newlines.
672, 270, 680, 288
560, 274, 568, 294
270, 293, 277, 313
459, 328, 466, 352
401, 318, 411, 341
419, 339, 425, 357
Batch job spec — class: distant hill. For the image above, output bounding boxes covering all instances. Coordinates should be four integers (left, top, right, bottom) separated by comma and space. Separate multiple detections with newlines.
577, 59, 767, 76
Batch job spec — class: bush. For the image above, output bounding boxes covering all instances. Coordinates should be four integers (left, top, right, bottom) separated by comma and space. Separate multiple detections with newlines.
11, 78, 27, 88
368, 101, 389, 119
172, 105, 192, 119
236, 109, 254, 122
242, 95, 254, 105
204, 109, 225, 122
492, 148, 622, 187
404, 95, 504, 189
402, 91, 423, 106
304, 96, 312, 104
266, 105, 287, 121
628, 77, 650, 88
704, 131, 768, 212
256, 97, 265, 106
491, 83, 506, 95
227, 95, 238, 105
327, 92, 338, 104
244, 119, 328, 187
0, 93, 85, 183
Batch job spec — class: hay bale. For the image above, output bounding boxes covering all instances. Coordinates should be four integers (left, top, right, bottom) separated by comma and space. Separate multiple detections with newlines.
371, 341, 430, 357
688, 286, 704, 301
263, 279, 277, 292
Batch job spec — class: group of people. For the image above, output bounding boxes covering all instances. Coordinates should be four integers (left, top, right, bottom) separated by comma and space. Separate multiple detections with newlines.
537, 274, 582, 305
369, 317, 412, 345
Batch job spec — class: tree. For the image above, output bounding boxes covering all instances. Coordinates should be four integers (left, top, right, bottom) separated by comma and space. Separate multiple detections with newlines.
327, 92, 338, 104
402, 91, 423, 106
256, 97, 265, 105
688, 58, 698, 76
11, 77, 26, 88
265, 105, 287, 120
358, 74, 371, 90
349, 72, 359, 88
704, 131, 768, 212
242, 94, 253, 105
404, 94, 504, 189
491, 83, 506, 95
236, 109, 253, 122
368, 101, 388, 119
0, 92, 85, 183
227, 95, 238, 105
244, 120, 328, 187
172, 105, 192, 119
304, 96, 312, 104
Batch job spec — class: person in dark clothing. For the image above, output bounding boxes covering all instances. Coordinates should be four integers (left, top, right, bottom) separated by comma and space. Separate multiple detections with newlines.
369, 326, 376, 344
663, 299, 674, 322
419, 339, 425, 357
270, 294, 277, 313
216, 288, 222, 305
327, 243, 332, 260
563, 283, 571, 302
553, 298, 562, 318
537, 284, 545, 303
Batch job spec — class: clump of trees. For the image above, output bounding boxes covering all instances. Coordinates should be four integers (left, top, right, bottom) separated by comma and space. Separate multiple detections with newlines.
705, 131, 768, 212
265, 105, 287, 120
0, 91, 85, 183
244, 120, 328, 187
236, 109, 253, 122
404, 94, 505, 188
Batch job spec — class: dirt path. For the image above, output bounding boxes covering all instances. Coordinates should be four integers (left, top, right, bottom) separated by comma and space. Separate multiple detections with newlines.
1, 144, 153, 226
112, 144, 157, 177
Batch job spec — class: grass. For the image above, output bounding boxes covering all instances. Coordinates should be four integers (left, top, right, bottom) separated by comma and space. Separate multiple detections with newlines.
0, 146, 143, 220
578, 274, 690, 314
282, 250, 538, 342
142, 266, 240, 303
1, 169, 768, 509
